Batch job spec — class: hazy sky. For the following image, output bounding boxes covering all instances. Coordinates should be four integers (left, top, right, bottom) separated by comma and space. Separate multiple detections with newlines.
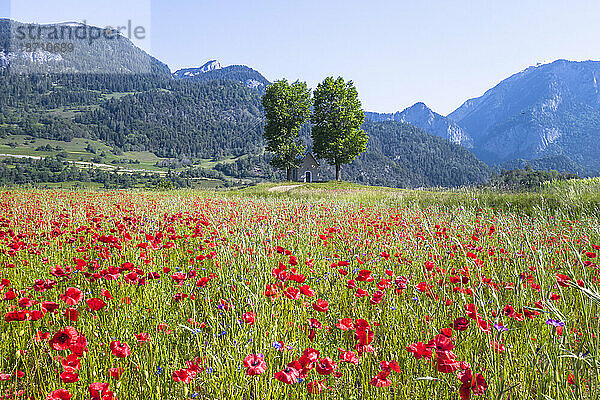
3, 0, 600, 114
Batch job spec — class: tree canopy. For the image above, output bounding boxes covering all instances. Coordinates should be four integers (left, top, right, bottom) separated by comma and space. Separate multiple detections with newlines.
262, 79, 312, 180
311, 77, 367, 180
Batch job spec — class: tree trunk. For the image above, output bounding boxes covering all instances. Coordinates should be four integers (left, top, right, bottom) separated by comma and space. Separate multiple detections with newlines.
286, 168, 291, 182
336, 164, 341, 181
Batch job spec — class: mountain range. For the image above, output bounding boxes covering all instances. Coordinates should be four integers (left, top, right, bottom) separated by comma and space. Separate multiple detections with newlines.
365, 102, 473, 148
366, 59, 600, 175
0, 18, 599, 185
173, 61, 270, 92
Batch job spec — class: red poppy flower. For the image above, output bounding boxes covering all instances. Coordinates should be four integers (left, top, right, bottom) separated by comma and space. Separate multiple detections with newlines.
477, 318, 491, 333
49, 327, 79, 351
274, 367, 299, 384
18, 297, 33, 308
356, 269, 374, 282
108, 367, 123, 380
85, 297, 107, 311
284, 287, 301, 300
64, 308, 79, 322
556, 274, 571, 287
60, 371, 79, 383
3, 288, 16, 301
435, 351, 460, 373
298, 347, 320, 370
69, 335, 88, 356
370, 290, 384, 304
299, 285, 315, 297
452, 317, 469, 331
312, 299, 329, 312
172, 369, 194, 383
380, 360, 402, 374
465, 303, 479, 320
109, 341, 131, 358
491, 340, 506, 353
134, 333, 150, 343
355, 319, 371, 330
338, 349, 359, 364
4, 310, 27, 322
46, 389, 72, 400
41, 301, 60, 313
243, 354, 267, 376
315, 357, 337, 375
433, 333, 455, 351
88, 382, 115, 400
335, 318, 355, 331
370, 373, 391, 387
406, 342, 433, 359
60, 288, 83, 305
354, 329, 375, 353
242, 312, 256, 325
458, 368, 487, 400
60, 354, 81, 372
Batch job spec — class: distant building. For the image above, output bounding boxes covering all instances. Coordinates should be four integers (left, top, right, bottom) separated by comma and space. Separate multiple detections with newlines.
291, 152, 320, 182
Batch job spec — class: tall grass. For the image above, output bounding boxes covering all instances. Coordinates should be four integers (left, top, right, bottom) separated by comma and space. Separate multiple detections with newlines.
0, 189, 598, 399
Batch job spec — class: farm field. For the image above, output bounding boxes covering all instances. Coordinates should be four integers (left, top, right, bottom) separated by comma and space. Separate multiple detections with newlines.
0, 134, 242, 176
0, 188, 599, 400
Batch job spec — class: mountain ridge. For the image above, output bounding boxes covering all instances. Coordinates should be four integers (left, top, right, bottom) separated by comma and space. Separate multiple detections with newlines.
448, 59, 600, 168
365, 102, 473, 147
173, 63, 270, 92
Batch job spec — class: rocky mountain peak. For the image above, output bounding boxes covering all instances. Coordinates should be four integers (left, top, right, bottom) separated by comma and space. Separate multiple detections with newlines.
198, 60, 222, 73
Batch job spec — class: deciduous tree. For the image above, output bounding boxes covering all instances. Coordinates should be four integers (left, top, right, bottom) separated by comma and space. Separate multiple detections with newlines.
262, 80, 311, 180
311, 77, 367, 181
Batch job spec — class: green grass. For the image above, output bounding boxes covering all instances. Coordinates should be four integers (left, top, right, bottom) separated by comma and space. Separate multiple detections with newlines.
0, 189, 598, 399
0, 135, 246, 177
227, 181, 600, 216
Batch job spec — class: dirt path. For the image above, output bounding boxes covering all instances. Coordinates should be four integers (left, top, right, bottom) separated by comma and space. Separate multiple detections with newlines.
268, 184, 304, 193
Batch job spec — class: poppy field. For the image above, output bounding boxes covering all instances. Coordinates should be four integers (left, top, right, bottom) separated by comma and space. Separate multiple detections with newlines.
0, 189, 599, 399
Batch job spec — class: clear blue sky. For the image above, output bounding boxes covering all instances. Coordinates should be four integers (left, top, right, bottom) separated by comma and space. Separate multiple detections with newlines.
2, 0, 600, 115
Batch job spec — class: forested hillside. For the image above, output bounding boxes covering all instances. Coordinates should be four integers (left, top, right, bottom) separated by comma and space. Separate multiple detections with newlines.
0, 19, 494, 188
0, 72, 265, 158
342, 121, 491, 187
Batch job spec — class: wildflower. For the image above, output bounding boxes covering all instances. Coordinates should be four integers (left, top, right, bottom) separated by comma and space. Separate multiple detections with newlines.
406, 342, 433, 359
46, 389, 72, 400
243, 354, 267, 376
60, 288, 83, 305
315, 357, 337, 375
457, 368, 487, 399
59, 371, 79, 383
109, 341, 131, 358
49, 327, 79, 351
274, 367, 299, 384
86, 298, 107, 311
452, 317, 469, 331
242, 311, 256, 325
312, 299, 329, 312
